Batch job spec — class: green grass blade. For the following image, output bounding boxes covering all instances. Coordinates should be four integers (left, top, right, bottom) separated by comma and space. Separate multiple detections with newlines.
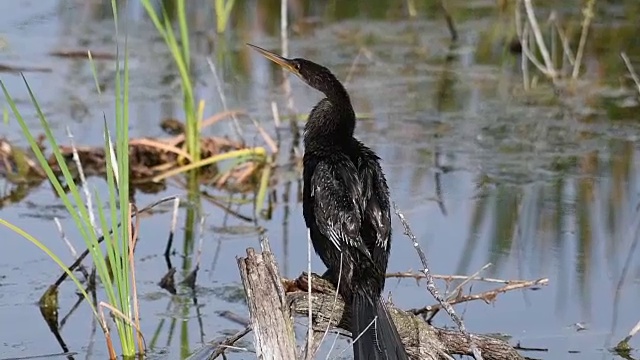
93, 192, 118, 304
2, 75, 120, 349
255, 162, 271, 217
0, 80, 110, 281
114, 0, 134, 352
88, 51, 103, 96
141, 0, 198, 162
177, 0, 190, 71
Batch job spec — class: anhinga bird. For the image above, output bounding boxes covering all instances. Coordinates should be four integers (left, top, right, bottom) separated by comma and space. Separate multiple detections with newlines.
248, 43, 408, 360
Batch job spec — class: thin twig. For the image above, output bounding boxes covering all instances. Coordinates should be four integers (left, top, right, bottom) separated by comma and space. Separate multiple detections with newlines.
519, 21, 551, 77
54, 217, 77, 257
521, 24, 530, 90
206, 57, 244, 140
522, 0, 556, 79
67, 126, 98, 235
514, 2, 530, 91
616, 318, 640, 351
281, 0, 289, 58
51, 196, 179, 288
305, 229, 314, 360
344, 47, 377, 86
386, 271, 539, 285
393, 202, 483, 360
447, 263, 492, 299
551, 16, 575, 66
164, 196, 181, 262
410, 277, 549, 315
208, 325, 252, 359
344, 49, 364, 85
280, 0, 297, 136
621, 52, 640, 97
248, 115, 278, 154
195, 214, 207, 268
166, 110, 246, 147
334, 316, 378, 359
271, 101, 282, 128
98, 305, 116, 359
319, 253, 343, 359
572, 0, 596, 79
128, 204, 144, 353
99, 301, 147, 350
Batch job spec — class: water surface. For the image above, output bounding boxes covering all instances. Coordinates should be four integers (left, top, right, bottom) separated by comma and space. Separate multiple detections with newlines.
1, 1, 640, 359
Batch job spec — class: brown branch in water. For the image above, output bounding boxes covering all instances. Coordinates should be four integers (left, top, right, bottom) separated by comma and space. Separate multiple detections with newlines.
0, 63, 52, 73
49, 49, 116, 60
289, 273, 526, 360
233, 244, 530, 360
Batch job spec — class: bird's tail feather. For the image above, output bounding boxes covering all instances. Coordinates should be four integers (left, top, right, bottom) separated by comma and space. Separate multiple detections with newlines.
351, 293, 408, 360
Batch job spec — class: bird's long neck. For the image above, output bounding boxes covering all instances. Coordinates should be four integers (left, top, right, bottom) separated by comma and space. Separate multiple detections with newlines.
303, 81, 356, 150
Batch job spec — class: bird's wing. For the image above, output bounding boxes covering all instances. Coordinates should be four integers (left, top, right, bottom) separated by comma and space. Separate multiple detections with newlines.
359, 158, 392, 251
310, 160, 371, 258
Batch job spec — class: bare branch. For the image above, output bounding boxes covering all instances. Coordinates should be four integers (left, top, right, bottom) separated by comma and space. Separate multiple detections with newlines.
393, 202, 483, 360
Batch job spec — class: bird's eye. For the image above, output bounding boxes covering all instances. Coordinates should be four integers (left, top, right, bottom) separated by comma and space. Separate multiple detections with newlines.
294, 63, 301, 70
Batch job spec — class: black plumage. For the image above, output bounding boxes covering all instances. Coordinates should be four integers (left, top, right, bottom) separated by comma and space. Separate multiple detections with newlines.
248, 43, 408, 360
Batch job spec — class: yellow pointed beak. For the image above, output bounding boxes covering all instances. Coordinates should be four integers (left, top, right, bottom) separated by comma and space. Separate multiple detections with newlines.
247, 43, 300, 76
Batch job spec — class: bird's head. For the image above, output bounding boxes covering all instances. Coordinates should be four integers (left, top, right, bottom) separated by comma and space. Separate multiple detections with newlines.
247, 43, 343, 98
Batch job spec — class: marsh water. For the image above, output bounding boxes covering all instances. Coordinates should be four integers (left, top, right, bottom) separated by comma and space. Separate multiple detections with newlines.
2, 0, 640, 359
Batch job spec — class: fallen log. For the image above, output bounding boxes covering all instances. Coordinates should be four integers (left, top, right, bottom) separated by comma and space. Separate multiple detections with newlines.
238, 244, 527, 360
288, 273, 526, 360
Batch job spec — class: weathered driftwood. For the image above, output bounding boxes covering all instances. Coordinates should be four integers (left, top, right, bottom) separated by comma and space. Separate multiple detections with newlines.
285, 273, 524, 360
288, 273, 526, 360
238, 244, 526, 360
238, 247, 298, 359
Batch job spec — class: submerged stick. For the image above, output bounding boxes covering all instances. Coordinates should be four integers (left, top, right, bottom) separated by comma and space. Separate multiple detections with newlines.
164, 197, 181, 263
440, 0, 458, 42
615, 318, 640, 354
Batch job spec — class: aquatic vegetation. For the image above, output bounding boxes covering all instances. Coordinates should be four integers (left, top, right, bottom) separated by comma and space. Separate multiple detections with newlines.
0, 1, 141, 357
140, 0, 271, 216
141, 0, 199, 163
215, 0, 237, 34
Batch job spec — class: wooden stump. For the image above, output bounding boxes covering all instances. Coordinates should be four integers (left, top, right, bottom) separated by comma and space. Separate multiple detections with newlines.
238, 247, 297, 360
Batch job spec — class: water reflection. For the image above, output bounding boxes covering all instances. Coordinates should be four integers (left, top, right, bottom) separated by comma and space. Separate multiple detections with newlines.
1, 0, 640, 359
